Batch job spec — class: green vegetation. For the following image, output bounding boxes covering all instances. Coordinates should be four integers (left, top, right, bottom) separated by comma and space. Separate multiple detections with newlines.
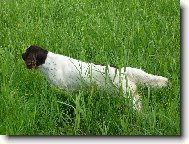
0, 0, 180, 135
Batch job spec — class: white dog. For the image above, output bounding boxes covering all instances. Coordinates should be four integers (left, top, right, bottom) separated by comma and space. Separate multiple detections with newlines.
22, 45, 168, 110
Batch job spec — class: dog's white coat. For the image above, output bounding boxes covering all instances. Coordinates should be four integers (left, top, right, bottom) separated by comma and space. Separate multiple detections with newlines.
39, 52, 168, 110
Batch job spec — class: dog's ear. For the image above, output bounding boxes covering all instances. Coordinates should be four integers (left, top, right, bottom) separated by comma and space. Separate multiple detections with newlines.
36, 49, 48, 66
22, 53, 26, 61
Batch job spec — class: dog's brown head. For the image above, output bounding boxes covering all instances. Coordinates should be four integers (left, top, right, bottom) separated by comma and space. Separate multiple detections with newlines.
22, 45, 48, 69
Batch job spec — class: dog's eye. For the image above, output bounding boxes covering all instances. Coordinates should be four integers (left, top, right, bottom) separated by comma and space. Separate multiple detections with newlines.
27, 62, 31, 65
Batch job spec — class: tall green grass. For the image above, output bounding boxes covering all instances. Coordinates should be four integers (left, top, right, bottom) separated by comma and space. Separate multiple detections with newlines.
0, 0, 180, 135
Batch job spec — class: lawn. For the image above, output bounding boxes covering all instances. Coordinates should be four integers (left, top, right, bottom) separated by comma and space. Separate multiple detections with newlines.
0, 0, 180, 135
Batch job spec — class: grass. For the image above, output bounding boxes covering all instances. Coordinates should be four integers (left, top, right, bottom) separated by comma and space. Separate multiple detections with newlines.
0, 0, 180, 135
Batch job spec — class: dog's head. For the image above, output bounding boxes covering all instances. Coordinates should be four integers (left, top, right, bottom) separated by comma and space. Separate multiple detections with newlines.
22, 45, 48, 69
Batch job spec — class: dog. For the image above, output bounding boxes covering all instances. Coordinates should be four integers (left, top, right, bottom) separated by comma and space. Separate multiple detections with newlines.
22, 45, 168, 110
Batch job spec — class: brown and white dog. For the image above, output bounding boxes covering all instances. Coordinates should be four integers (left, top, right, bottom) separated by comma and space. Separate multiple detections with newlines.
22, 45, 168, 110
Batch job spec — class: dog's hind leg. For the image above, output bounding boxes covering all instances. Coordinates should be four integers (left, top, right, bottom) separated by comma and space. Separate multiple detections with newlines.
122, 78, 142, 111
132, 92, 141, 111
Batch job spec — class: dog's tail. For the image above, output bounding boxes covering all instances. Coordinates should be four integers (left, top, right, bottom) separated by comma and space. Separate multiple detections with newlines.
122, 67, 168, 88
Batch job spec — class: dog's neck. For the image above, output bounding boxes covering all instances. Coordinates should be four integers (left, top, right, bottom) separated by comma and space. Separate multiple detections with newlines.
38, 52, 58, 70
37, 51, 75, 88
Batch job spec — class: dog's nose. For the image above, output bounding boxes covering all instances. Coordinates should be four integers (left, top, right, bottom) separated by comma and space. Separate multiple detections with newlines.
26, 65, 32, 69
22, 53, 26, 61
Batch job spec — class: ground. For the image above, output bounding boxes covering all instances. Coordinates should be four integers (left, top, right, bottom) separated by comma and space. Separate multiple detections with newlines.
0, 0, 180, 135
